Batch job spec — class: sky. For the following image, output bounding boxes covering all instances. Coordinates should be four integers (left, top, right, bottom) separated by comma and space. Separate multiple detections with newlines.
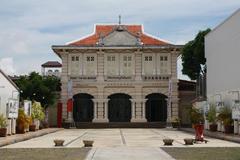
0, 0, 239, 80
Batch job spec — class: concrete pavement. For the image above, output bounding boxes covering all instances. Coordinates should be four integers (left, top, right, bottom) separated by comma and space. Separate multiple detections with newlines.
0, 128, 62, 147
3, 128, 240, 148
2, 128, 240, 160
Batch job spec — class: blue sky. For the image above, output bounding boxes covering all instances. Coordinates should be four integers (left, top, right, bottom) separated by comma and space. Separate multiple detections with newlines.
0, 0, 239, 80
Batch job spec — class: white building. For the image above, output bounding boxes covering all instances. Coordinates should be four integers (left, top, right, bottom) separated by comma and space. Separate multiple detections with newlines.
52, 24, 181, 126
0, 69, 19, 134
206, 9, 240, 105
41, 61, 62, 77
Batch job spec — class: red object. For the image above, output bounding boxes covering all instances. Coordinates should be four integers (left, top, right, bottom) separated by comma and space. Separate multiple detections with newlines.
67, 99, 73, 112
194, 124, 204, 141
57, 102, 62, 128
68, 25, 170, 46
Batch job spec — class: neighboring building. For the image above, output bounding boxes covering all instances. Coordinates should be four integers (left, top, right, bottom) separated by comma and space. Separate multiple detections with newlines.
205, 9, 240, 105
52, 24, 181, 125
0, 69, 19, 134
41, 61, 62, 77
178, 80, 196, 126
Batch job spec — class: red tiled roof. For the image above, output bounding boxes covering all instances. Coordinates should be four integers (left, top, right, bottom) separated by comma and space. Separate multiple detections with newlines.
41, 61, 62, 68
68, 25, 170, 46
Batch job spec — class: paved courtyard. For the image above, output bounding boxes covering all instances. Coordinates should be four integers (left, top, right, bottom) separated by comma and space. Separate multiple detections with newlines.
3, 128, 240, 148
2, 129, 240, 160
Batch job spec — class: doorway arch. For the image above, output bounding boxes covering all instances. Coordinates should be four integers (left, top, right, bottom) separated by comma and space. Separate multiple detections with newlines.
73, 93, 94, 122
145, 93, 167, 122
108, 93, 132, 122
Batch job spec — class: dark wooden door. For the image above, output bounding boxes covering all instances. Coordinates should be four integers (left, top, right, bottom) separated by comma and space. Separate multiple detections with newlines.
73, 94, 93, 122
108, 94, 131, 122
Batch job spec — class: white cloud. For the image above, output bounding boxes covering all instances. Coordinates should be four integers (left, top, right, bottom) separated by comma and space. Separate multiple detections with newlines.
0, 57, 16, 75
0, 0, 239, 77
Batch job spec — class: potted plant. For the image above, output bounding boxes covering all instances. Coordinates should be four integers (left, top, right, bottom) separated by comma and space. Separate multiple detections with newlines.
207, 105, 217, 131
217, 106, 233, 134
16, 108, 27, 134
0, 114, 7, 137
190, 107, 204, 127
31, 101, 45, 130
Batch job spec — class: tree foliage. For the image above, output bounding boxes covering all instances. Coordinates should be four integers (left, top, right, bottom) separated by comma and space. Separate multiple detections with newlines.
14, 72, 61, 108
181, 28, 211, 80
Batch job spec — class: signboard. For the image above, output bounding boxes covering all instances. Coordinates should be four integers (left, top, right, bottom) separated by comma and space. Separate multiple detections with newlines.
24, 100, 32, 116
6, 99, 19, 118
232, 102, 240, 120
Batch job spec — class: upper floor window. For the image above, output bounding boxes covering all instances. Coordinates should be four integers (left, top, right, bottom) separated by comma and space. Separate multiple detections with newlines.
122, 55, 133, 75
159, 55, 169, 74
72, 56, 79, 61
145, 56, 152, 61
107, 56, 115, 61
86, 56, 95, 62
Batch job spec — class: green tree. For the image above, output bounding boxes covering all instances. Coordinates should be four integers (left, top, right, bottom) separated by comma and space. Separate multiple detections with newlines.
181, 28, 211, 80
14, 72, 61, 109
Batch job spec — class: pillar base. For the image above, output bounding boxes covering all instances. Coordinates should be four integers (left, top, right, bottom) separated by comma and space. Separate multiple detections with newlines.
131, 118, 147, 122
93, 118, 109, 123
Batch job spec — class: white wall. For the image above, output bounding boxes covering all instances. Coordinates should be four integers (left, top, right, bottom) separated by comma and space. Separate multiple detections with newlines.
0, 73, 19, 117
206, 9, 240, 103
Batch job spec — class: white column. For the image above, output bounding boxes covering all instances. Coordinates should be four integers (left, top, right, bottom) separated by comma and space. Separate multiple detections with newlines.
11, 119, 16, 134
142, 99, 146, 120
7, 119, 11, 135
104, 100, 108, 120
131, 100, 136, 121
94, 101, 97, 120
234, 120, 239, 134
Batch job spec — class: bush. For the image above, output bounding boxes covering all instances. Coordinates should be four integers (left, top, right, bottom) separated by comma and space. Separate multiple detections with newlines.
190, 107, 204, 125
0, 114, 7, 128
17, 108, 31, 128
207, 104, 216, 123
217, 106, 233, 126
31, 101, 45, 121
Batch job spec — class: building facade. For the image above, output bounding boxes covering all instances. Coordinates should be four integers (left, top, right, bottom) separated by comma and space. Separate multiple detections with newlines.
0, 69, 19, 134
206, 9, 240, 106
41, 61, 62, 77
52, 24, 181, 124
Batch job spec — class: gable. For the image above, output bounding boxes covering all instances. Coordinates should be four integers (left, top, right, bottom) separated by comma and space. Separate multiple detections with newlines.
67, 25, 170, 46
102, 30, 139, 46
0, 70, 19, 91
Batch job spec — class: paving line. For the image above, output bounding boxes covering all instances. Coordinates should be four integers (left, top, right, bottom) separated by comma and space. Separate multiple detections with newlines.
119, 129, 126, 146
64, 131, 88, 147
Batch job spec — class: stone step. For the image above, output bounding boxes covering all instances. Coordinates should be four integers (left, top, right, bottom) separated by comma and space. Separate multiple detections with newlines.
63, 122, 166, 129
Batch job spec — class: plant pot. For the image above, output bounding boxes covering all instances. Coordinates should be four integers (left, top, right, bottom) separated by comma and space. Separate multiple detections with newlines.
209, 124, 217, 132
0, 128, 7, 137
83, 140, 94, 147
54, 139, 65, 146
34, 119, 40, 130
184, 138, 194, 145
163, 139, 174, 146
16, 124, 25, 134
224, 125, 234, 134
29, 125, 36, 132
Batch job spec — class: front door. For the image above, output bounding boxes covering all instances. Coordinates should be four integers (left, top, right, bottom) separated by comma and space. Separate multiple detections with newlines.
73, 93, 94, 122
108, 94, 131, 122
